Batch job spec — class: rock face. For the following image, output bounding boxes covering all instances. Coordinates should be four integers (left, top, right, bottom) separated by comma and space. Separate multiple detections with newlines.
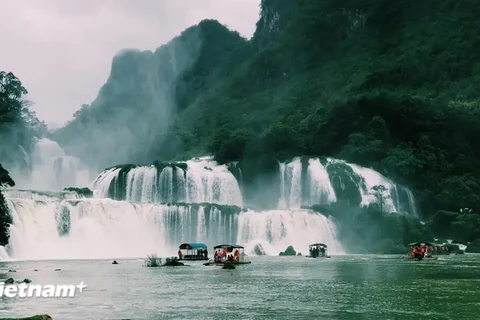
0, 163, 15, 246
279, 245, 296, 256
253, 244, 266, 255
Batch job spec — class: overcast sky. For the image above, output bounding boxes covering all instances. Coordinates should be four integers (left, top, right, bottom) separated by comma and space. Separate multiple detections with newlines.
0, 0, 260, 128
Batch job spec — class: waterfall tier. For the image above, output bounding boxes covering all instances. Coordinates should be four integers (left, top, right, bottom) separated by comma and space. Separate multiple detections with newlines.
91, 157, 243, 206
90, 156, 417, 215
8, 138, 94, 191
2, 191, 342, 260
277, 157, 417, 215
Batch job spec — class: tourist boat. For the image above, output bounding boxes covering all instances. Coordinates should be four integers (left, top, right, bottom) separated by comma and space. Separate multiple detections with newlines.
405, 241, 438, 260
177, 242, 209, 261
203, 244, 252, 266
306, 243, 330, 258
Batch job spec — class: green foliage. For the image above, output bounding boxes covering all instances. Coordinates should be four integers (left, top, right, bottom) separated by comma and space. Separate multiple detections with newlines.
431, 210, 480, 243
370, 185, 390, 212
0, 71, 46, 167
49, 0, 480, 218
0, 163, 14, 246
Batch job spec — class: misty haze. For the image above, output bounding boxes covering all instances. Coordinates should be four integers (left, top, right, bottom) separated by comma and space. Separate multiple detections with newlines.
1, 1, 480, 319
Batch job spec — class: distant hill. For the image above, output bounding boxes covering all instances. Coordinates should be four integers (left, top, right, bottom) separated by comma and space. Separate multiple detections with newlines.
52, 0, 480, 216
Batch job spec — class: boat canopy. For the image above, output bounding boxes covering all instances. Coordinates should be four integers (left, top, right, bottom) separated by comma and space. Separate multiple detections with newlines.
213, 244, 244, 249
407, 242, 435, 247
309, 243, 327, 248
179, 243, 207, 250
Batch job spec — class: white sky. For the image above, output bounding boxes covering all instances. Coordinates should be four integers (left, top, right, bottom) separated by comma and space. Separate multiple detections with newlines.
0, 0, 261, 128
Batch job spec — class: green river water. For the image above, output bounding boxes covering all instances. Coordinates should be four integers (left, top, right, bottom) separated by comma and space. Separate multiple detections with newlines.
1, 254, 479, 319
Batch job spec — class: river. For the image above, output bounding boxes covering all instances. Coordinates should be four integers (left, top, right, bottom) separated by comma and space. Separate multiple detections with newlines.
1, 254, 479, 319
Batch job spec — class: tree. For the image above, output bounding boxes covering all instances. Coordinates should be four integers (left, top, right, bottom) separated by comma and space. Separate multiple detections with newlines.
0, 71, 40, 166
370, 184, 389, 213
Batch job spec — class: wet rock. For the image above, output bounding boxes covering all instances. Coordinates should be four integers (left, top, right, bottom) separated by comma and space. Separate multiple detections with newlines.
297, 252, 302, 256
54, 269, 61, 271
8, 269, 16, 272
16, 278, 32, 284
279, 246, 296, 256
162, 257, 186, 266
112, 260, 118, 264
4, 277, 14, 284
253, 244, 266, 255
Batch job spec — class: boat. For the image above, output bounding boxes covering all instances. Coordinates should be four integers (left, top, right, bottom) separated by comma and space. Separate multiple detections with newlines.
203, 244, 252, 266
306, 243, 330, 258
405, 242, 438, 260
177, 242, 209, 261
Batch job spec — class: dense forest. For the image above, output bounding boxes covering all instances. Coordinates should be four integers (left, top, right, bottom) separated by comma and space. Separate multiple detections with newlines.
54, 0, 480, 220
0, 71, 45, 246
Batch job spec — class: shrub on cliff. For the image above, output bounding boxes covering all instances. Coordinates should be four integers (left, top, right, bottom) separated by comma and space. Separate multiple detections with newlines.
0, 163, 14, 246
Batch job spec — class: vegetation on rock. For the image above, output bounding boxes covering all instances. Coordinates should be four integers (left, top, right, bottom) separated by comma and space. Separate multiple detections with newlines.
51, 0, 480, 221
0, 164, 15, 246
279, 246, 297, 256
63, 187, 93, 198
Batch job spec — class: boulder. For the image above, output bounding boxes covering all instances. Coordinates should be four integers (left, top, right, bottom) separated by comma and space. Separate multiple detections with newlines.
253, 244, 266, 255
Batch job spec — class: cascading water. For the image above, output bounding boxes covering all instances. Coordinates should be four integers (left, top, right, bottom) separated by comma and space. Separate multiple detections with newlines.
91, 157, 243, 206
277, 157, 417, 215
237, 209, 344, 255
8, 138, 94, 191
1, 190, 342, 260
1, 154, 421, 261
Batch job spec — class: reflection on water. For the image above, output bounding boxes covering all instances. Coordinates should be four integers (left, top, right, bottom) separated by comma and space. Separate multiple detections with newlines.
1, 255, 480, 319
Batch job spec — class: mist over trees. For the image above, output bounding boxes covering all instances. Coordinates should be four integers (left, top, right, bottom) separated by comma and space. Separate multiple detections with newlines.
49, 0, 480, 220
0, 71, 47, 171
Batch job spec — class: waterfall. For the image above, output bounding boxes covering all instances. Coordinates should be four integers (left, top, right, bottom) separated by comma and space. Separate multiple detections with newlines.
237, 209, 344, 256
8, 138, 94, 191
277, 157, 417, 215
2, 190, 342, 260
91, 156, 243, 206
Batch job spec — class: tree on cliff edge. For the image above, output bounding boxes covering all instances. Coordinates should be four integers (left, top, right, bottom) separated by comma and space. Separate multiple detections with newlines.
0, 71, 47, 166
0, 163, 14, 246
370, 185, 389, 213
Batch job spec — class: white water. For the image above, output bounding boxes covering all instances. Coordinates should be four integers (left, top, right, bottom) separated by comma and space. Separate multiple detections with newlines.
92, 156, 243, 206
2, 191, 343, 260
8, 138, 94, 191
237, 209, 344, 256
277, 157, 417, 215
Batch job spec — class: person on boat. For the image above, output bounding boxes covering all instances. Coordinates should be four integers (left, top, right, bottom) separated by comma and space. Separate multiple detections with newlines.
234, 249, 240, 261
198, 248, 203, 258
204, 249, 208, 259
412, 246, 420, 259
419, 245, 426, 258
320, 246, 325, 257
178, 250, 182, 260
